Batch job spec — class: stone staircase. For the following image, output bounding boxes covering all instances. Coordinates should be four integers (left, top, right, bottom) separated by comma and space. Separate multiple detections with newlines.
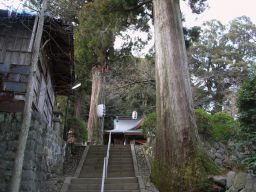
67, 145, 141, 192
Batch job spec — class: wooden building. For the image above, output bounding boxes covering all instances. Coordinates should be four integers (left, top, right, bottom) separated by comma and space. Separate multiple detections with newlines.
0, 10, 73, 124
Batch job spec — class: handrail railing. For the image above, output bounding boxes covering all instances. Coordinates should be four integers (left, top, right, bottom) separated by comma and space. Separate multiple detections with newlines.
100, 132, 111, 192
100, 158, 106, 192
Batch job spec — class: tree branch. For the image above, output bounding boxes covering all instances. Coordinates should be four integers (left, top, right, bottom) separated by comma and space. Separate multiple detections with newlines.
117, 79, 155, 89
124, 0, 152, 11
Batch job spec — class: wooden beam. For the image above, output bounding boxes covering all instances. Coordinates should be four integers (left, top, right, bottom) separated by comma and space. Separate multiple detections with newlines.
9, 1, 48, 192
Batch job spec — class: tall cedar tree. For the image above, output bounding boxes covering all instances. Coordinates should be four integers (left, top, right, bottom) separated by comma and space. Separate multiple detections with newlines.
152, 0, 220, 191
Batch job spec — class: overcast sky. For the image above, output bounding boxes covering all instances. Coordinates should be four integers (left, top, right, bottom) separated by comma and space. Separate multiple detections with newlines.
181, 0, 256, 26
1, 0, 255, 25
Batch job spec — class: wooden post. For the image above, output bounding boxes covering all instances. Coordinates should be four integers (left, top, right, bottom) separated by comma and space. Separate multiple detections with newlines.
9, 1, 48, 191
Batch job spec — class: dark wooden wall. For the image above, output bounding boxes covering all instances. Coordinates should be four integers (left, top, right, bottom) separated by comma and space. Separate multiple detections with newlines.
0, 19, 56, 125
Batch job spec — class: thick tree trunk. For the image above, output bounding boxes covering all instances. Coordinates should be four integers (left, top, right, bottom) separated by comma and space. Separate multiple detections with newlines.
87, 67, 102, 143
152, 0, 208, 191
213, 84, 225, 113
74, 93, 83, 118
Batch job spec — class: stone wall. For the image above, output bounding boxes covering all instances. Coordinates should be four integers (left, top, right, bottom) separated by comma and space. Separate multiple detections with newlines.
0, 111, 64, 192
204, 141, 229, 167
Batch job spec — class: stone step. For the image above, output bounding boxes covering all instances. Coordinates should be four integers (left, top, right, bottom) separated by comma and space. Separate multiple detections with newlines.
108, 169, 134, 173
87, 152, 106, 154
109, 164, 134, 167
110, 152, 132, 154
108, 172, 135, 177
79, 170, 102, 175
109, 157, 133, 160
110, 152, 131, 154
85, 157, 105, 160
108, 161, 133, 164
108, 169, 135, 173
79, 169, 103, 173
108, 165, 134, 169
110, 146, 130, 148
84, 157, 104, 161
79, 173, 103, 178
109, 162, 133, 165
90, 145, 107, 148
81, 164, 134, 172
79, 169, 135, 175
71, 177, 138, 184
110, 148, 131, 151
69, 183, 139, 190
71, 145, 139, 191
86, 153, 106, 156
86, 154, 106, 156
109, 163, 133, 166
108, 164, 134, 168
69, 190, 139, 192
81, 164, 104, 169
110, 155, 132, 158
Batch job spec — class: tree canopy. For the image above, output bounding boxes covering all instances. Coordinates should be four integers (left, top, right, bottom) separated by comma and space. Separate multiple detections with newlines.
189, 16, 256, 113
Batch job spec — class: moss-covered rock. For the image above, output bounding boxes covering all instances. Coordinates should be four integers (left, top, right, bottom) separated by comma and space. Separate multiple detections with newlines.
233, 172, 246, 191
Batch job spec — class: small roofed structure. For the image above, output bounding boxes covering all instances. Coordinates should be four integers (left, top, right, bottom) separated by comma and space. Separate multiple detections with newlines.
105, 116, 146, 145
0, 9, 74, 124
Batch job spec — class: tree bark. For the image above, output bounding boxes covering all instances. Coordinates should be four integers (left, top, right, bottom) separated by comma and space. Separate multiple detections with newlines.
87, 67, 102, 143
9, 1, 47, 192
213, 83, 225, 113
152, 0, 205, 191
74, 93, 83, 118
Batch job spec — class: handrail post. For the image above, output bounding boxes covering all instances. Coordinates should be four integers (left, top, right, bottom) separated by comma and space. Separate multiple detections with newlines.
100, 132, 112, 192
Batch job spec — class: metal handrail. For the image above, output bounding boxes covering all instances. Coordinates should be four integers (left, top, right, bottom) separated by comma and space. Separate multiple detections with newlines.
100, 132, 111, 192
100, 158, 106, 192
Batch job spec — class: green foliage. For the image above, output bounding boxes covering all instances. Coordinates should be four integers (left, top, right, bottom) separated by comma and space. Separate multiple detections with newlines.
228, 16, 256, 65
189, 17, 256, 112
142, 112, 156, 137
229, 132, 256, 175
194, 108, 211, 135
186, 0, 208, 14
75, 0, 151, 84
242, 153, 256, 176
210, 112, 238, 141
184, 26, 201, 48
195, 108, 238, 141
67, 117, 87, 143
236, 69, 256, 175
237, 73, 256, 132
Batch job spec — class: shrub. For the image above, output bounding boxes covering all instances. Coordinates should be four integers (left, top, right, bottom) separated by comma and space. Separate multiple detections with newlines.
194, 108, 212, 135
194, 108, 238, 141
68, 117, 87, 143
142, 112, 156, 137
237, 75, 256, 132
236, 69, 256, 175
210, 112, 238, 141
242, 154, 256, 176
